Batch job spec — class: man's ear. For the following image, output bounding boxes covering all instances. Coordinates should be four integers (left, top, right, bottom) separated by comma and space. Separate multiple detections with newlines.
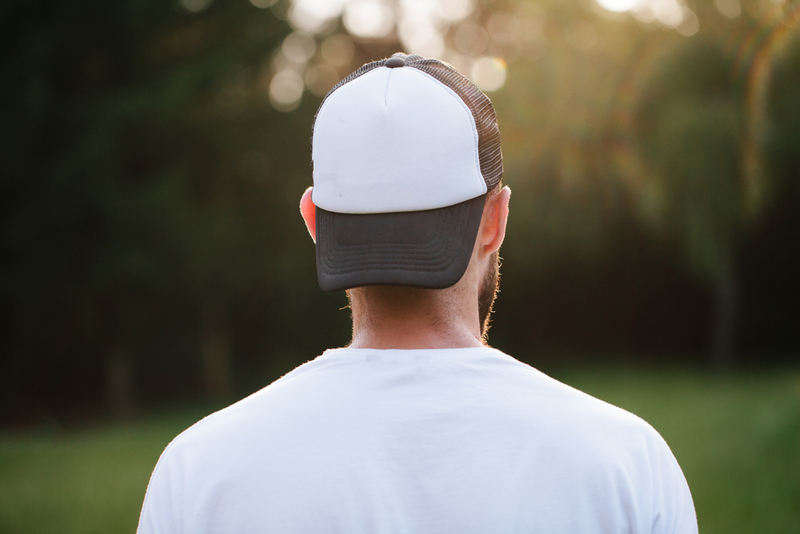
478, 186, 511, 257
300, 187, 317, 243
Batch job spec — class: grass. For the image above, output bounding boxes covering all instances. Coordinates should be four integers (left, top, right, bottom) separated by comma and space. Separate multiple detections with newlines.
0, 367, 798, 534
0, 409, 207, 534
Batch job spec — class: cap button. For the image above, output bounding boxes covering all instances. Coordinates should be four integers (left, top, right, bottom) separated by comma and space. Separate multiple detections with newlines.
385, 57, 405, 68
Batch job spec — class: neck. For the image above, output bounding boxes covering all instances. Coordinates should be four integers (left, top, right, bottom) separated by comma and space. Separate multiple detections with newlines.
347, 284, 484, 350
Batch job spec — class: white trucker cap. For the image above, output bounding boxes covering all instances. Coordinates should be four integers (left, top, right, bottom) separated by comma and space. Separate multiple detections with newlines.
311, 53, 503, 292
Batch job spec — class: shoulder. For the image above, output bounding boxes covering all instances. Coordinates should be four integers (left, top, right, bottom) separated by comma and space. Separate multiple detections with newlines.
488, 350, 697, 532
457, 348, 654, 427
468, 349, 682, 473
150, 353, 341, 476
485, 351, 696, 531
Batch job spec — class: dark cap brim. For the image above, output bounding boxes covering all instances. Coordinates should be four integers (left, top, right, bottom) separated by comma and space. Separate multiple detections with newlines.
316, 194, 486, 292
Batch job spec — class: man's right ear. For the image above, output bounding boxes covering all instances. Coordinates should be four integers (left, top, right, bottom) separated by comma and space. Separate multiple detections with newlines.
300, 187, 317, 243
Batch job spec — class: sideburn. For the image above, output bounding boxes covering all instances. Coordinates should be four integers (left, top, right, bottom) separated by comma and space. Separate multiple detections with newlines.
478, 251, 500, 343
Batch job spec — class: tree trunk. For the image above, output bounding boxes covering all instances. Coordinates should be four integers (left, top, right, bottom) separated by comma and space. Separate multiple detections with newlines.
200, 303, 233, 400
709, 254, 738, 375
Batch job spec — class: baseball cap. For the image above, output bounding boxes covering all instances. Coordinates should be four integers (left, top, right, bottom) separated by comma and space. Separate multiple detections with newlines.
311, 53, 503, 292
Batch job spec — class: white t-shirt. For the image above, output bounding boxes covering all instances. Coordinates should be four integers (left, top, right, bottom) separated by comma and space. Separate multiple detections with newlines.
138, 347, 697, 534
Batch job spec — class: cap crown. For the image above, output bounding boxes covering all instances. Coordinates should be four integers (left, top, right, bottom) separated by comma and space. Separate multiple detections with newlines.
311, 54, 503, 215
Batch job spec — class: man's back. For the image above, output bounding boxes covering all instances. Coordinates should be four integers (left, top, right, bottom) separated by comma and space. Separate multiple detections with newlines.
138, 346, 695, 533
138, 52, 697, 533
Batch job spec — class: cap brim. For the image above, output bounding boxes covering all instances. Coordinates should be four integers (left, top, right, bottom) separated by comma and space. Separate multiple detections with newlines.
316, 194, 486, 292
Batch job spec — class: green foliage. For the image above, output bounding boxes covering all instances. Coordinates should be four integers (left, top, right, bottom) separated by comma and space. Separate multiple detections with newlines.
643, 98, 742, 277
0, 408, 207, 534
1, 0, 799, 420
0, 0, 340, 417
633, 37, 744, 280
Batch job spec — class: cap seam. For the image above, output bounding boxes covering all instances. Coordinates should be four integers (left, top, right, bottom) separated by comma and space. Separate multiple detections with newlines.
384, 67, 392, 106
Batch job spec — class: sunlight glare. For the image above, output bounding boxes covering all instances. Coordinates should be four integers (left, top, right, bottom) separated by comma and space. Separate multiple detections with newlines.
282, 32, 317, 64
676, 8, 699, 36
398, 19, 444, 57
436, 0, 474, 22
343, 0, 395, 39
597, 0, 695, 31
654, 0, 686, 27
596, 0, 641, 13
399, 0, 437, 18
289, 0, 346, 32
471, 57, 506, 92
269, 70, 304, 111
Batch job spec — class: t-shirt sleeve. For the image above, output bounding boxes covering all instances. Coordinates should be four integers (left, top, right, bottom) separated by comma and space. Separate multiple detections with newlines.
137, 445, 183, 534
649, 432, 698, 534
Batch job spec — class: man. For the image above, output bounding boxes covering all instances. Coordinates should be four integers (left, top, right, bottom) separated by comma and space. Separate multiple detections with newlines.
138, 53, 697, 533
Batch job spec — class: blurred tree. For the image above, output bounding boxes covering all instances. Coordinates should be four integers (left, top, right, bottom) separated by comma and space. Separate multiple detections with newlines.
622, 2, 800, 371
632, 37, 745, 373
490, 0, 799, 371
2, 0, 798, 425
0, 0, 297, 420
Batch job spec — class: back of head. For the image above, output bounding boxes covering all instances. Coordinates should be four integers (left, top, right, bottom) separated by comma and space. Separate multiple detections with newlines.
310, 53, 503, 293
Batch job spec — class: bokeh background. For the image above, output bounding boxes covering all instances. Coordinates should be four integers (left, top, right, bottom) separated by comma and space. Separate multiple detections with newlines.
1, 0, 799, 532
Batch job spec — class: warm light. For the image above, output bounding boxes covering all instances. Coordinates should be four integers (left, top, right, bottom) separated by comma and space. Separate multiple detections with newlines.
282, 32, 317, 64
631, 2, 657, 22
293, 0, 346, 20
714, 0, 741, 18
399, 0, 436, 18
655, 0, 686, 27
399, 19, 445, 57
269, 70, 305, 111
288, 0, 346, 33
287, 5, 328, 33
629, 0, 687, 27
283, 0, 484, 100
676, 8, 700, 36
343, 0, 395, 39
284, 0, 483, 60
597, 0, 698, 32
397, 0, 445, 56
596, 0, 641, 13
436, 0, 474, 22
471, 57, 506, 92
